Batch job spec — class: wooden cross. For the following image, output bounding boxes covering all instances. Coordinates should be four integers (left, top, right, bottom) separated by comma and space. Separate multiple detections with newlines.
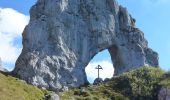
95, 65, 103, 79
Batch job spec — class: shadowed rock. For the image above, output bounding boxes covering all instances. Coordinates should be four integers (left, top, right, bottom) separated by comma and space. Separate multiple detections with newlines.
12, 0, 159, 91
158, 87, 170, 100
93, 78, 103, 85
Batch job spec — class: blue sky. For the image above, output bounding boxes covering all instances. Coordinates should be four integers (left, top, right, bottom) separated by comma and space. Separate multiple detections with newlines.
0, 0, 170, 82
117, 0, 170, 71
0, 0, 36, 15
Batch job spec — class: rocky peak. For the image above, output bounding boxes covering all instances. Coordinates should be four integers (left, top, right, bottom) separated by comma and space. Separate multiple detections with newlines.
12, 0, 159, 91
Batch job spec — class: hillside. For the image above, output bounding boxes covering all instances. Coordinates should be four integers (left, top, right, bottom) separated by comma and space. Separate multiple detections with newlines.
60, 67, 170, 100
0, 72, 49, 100
0, 67, 169, 100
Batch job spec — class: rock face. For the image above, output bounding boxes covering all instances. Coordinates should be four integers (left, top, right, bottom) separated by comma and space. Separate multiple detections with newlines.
12, 0, 159, 91
158, 88, 170, 100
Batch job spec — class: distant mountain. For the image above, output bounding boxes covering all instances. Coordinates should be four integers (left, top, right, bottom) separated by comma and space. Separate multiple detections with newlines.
0, 67, 8, 72
0, 58, 8, 72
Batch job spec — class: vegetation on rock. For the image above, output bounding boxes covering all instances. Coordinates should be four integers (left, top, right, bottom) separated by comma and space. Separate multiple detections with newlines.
59, 66, 170, 100
0, 66, 169, 100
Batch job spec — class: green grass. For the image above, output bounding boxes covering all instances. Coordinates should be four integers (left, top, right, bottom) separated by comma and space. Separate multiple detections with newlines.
159, 71, 170, 89
59, 66, 170, 100
0, 66, 169, 100
0, 72, 49, 100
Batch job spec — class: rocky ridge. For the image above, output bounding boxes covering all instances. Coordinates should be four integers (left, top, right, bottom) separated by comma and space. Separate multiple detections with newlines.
13, 0, 159, 91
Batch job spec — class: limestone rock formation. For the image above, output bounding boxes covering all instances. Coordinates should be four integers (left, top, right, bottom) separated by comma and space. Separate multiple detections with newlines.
158, 88, 170, 100
12, 0, 159, 91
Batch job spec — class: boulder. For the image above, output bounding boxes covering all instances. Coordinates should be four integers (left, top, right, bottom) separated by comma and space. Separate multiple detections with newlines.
158, 87, 170, 100
45, 92, 60, 100
93, 78, 103, 85
104, 78, 111, 83
12, 0, 159, 91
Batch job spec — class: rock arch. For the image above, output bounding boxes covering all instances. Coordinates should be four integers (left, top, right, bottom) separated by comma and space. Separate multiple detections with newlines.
85, 49, 114, 83
12, 0, 158, 91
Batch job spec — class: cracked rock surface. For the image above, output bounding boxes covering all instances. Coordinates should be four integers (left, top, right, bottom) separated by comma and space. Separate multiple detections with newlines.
12, 0, 159, 91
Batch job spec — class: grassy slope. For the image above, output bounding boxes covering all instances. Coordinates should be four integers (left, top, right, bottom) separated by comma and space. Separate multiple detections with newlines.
59, 67, 170, 100
0, 67, 169, 100
0, 72, 48, 100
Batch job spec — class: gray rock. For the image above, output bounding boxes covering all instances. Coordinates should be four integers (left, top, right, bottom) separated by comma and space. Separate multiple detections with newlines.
45, 92, 60, 100
12, 0, 159, 91
93, 78, 103, 85
158, 87, 170, 100
104, 78, 111, 83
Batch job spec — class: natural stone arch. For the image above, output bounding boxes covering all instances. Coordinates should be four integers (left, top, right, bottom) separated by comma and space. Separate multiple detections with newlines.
12, 0, 158, 91
85, 49, 114, 83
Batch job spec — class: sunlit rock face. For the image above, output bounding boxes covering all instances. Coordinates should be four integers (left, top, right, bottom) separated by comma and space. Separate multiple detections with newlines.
12, 0, 159, 91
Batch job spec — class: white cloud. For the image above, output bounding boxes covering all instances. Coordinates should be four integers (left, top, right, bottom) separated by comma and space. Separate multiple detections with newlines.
85, 61, 114, 83
0, 8, 29, 70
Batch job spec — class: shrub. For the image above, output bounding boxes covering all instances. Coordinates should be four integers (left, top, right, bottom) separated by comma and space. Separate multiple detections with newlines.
60, 66, 170, 100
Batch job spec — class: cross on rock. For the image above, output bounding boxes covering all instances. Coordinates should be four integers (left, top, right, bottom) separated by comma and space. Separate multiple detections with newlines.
95, 65, 103, 79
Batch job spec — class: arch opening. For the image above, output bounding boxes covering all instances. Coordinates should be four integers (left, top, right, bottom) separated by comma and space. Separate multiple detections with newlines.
85, 49, 115, 83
